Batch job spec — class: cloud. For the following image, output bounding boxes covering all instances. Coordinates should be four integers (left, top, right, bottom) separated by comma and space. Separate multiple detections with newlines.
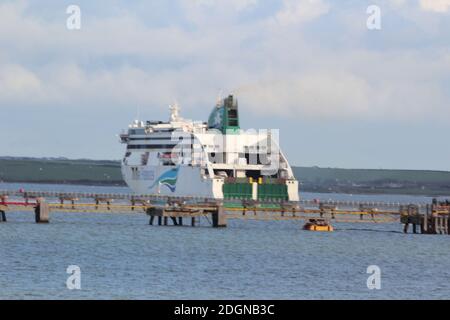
234, 51, 450, 121
235, 72, 371, 118
420, 0, 450, 12
275, 0, 330, 26
0, 64, 43, 104
191, 0, 258, 11
179, 0, 260, 26
388, 0, 408, 6
0, 0, 449, 123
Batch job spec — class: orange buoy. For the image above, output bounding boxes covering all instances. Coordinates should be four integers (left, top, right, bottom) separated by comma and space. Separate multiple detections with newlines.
303, 219, 334, 232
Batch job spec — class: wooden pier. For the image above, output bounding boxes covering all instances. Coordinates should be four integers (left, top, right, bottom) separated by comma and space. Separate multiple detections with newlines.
146, 204, 227, 228
400, 203, 450, 235
0, 190, 449, 234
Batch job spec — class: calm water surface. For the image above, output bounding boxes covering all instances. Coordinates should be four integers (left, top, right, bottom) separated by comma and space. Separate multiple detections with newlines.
1, 183, 449, 299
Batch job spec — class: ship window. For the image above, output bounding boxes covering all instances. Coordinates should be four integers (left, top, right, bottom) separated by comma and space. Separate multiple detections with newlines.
124, 152, 146, 166
158, 152, 177, 166
129, 129, 145, 135
127, 144, 177, 150
245, 153, 258, 165
209, 152, 224, 164
141, 152, 149, 166
129, 137, 174, 141
258, 154, 271, 165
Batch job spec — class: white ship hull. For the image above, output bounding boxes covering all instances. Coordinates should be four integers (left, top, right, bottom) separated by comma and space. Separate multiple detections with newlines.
122, 164, 223, 198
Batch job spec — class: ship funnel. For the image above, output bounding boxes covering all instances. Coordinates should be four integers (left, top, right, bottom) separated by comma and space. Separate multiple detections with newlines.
207, 94, 240, 134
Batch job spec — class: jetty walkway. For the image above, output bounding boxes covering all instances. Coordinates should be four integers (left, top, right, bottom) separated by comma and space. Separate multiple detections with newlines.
1, 190, 449, 234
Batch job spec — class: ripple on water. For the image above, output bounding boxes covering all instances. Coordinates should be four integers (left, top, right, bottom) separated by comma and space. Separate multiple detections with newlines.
1, 183, 450, 299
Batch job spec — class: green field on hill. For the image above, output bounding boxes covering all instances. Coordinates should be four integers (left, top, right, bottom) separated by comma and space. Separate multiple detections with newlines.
1, 157, 450, 196
293, 167, 450, 195
0, 158, 123, 185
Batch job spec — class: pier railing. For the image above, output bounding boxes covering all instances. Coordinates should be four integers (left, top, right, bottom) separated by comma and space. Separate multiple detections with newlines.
1, 190, 449, 234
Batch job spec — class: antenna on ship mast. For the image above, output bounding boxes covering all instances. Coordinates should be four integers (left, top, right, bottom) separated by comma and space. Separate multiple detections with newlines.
169, 100, 181, 122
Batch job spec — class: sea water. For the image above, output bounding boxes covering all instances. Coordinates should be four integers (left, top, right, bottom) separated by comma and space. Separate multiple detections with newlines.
1, 183, 449, 299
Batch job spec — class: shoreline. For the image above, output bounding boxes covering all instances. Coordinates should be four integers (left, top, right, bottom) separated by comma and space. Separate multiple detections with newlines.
0, 180, 126, 187
1, 179, 449, 197
1, 157, 449, 198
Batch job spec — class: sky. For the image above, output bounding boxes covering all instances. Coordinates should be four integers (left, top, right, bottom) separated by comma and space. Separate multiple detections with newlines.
0, 0, 449, 170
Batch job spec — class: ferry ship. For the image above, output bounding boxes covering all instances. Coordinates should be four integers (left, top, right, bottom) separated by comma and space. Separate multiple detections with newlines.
119, 95, 299, 202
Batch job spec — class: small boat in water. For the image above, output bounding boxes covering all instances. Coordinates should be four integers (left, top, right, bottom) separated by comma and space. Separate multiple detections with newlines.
303, 219, 334, 232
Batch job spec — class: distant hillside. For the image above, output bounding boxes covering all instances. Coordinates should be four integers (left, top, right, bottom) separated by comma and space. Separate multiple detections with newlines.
1, 157, 450, 196
0, 157, 123, 186
293, 167, 450, 196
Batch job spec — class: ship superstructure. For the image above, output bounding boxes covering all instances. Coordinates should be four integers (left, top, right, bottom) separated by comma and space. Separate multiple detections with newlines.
120, 95, 299, 202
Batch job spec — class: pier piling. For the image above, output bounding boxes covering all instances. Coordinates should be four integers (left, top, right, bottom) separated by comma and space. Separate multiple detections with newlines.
35, 198, 50, 223
59, 197, 77, 209
212, 205, 227, 228
1, 196, 8, 222
403, 223, 409, 234
95, 197, 113, 210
